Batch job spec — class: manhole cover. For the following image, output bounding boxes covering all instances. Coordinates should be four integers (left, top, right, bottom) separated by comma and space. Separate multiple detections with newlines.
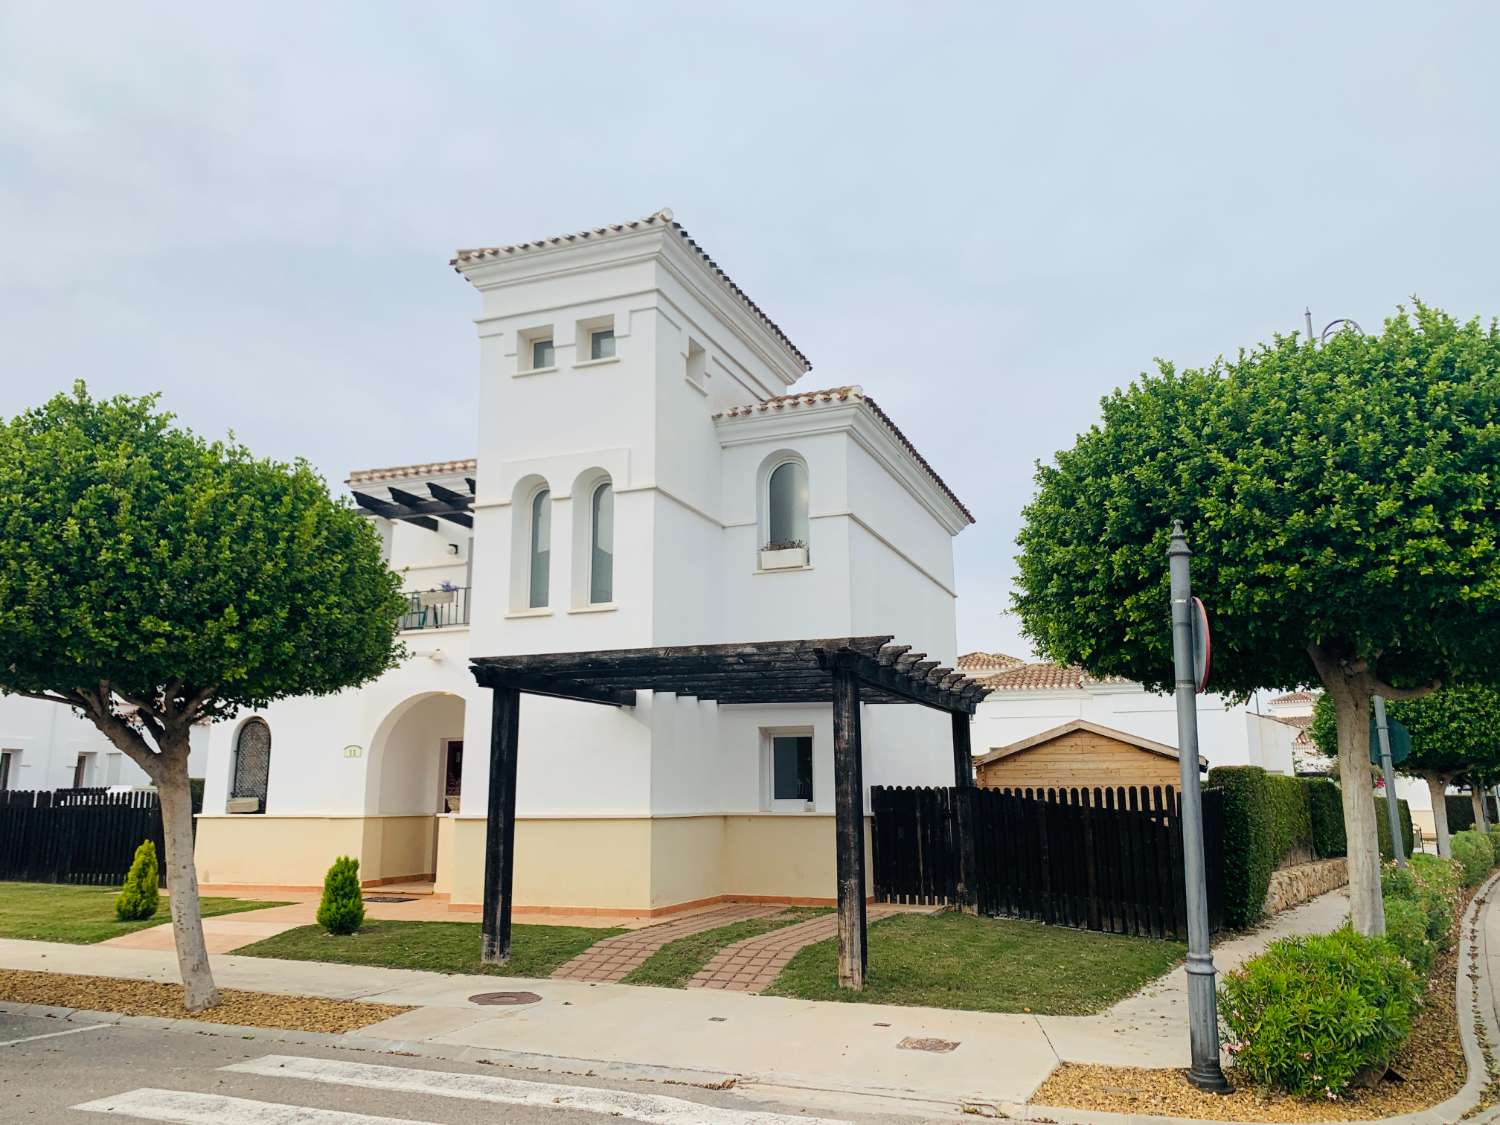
898, 1036, 960, 1053
468, 991, 542, 1007
362, 895, 416, 904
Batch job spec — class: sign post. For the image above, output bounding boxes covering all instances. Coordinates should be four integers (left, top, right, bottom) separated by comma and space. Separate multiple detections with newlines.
1168, 520, 1229, 1092
1371, 698, 1406, 866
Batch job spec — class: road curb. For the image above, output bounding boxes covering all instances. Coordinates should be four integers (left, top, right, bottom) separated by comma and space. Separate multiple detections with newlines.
1012, 869, 1500, 1125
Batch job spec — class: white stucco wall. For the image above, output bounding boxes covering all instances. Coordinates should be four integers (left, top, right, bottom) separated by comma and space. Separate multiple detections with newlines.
0, 694, 206, 792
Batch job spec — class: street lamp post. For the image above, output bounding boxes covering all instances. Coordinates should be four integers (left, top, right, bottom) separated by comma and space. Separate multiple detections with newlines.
1168, 521, 1229, 1092
1372, 695, 1406, 867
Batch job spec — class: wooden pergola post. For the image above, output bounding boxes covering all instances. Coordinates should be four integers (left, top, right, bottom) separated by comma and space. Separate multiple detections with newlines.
481, 684, 520, 965
832, 658, 867, 989
951, 710, 979, 913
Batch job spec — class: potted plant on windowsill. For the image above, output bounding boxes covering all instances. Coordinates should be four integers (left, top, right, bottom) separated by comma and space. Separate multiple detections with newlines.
759, 540, 808, 570
418, 580, 459, 607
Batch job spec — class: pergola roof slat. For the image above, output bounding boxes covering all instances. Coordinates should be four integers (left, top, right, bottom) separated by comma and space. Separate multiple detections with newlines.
471, 636, 990, 714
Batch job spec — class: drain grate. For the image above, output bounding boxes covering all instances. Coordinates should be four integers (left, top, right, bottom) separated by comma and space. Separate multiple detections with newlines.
468, 991, 542, 1007
897, 1036, 960, 1053
362, 895, 416, 903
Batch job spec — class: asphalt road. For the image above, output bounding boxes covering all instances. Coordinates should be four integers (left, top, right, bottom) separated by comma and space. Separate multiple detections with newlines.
0, 1010, 921, 1124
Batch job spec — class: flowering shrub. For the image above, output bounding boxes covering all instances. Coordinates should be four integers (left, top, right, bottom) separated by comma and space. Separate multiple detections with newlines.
1381, 897, 1435, 977
1219, 928, 1421, 1098
1450, 829, 1494, 887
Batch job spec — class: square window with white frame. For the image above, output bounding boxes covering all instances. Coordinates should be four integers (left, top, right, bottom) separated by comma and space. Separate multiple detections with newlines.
531, 337, 555, 370
589, 327, 615, 360
764, 731, 814, 809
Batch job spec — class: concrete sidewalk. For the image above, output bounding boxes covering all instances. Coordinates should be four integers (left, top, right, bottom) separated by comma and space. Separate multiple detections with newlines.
0, 888, 1351, 1112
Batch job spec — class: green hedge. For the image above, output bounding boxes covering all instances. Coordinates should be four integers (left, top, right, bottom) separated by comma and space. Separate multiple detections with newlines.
1446, 794, 1498, 834
1375, 795, 1416, 860
1306, 778, 1346, 858
1208, 769, 1415, 928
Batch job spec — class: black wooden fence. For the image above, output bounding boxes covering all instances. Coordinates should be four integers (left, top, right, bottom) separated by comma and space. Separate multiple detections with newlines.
0, 789, 166, 885
871, 784, 1224, 940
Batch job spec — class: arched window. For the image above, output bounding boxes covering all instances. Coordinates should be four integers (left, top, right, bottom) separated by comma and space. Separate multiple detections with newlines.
231, 718, 271, 813
767, 460, 809, 548
529, 488, 551, 608
590, 481, 614, 604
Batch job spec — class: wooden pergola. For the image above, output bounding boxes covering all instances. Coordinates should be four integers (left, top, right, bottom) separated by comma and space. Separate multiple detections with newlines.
469, 636, 991, 989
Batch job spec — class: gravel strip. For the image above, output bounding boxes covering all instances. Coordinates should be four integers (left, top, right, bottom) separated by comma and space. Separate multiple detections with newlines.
0, 969, 408, 1034
1033, 918, 1467, 1122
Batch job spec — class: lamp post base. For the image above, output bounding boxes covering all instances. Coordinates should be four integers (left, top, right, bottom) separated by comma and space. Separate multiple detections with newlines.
1186, 1063, 1232, 1093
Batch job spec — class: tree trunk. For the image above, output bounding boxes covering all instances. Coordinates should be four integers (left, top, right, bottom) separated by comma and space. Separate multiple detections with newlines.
1427, 773, 1453, 857
155, 754, 218, 1010
1329, 685, 1384, 936
1472, 788, 1489, 833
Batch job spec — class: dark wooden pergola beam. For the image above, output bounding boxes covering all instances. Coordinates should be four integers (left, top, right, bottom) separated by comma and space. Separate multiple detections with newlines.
352, 490, 440, 532
386, 486, 474, 529
468, 636, 992, 985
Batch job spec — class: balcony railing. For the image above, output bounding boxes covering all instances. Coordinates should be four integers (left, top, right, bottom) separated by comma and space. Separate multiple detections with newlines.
399, 586, 471, 631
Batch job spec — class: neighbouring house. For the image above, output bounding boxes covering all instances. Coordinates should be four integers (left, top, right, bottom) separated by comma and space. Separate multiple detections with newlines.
971, 660, 1299, 776
195, 209, 975, 916
973, 719, 1207, 792
0, 695, 206, 792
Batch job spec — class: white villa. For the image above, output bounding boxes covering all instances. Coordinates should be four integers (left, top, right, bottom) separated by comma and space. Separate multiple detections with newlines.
192, 209, 975, 916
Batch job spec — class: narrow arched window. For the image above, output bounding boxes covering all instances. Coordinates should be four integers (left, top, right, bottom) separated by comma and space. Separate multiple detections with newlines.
590, 482, 614, 604
767, 460, 809, 548
231, 718, 271, 813
529, 489, 551, 608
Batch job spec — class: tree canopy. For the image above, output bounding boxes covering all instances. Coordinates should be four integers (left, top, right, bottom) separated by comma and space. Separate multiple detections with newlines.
1014, 303, 1500, 698
1311, 686, 1500, 783
0, 384, 406, 725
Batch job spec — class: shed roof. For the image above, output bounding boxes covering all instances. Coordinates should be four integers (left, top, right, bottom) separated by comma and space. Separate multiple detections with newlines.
974, 719, 1208, 770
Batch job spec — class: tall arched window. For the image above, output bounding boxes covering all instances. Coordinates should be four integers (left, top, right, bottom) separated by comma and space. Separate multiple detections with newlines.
590, 481, 614, 604
529, 488, 551, 608
231, 718, 271, 813
767, 460, 809, 548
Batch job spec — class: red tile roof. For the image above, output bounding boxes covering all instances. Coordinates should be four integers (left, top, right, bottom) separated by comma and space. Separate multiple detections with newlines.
957, 651, 1026, 672
347, 458, 476, 486
715, 386, 974, 524
978, 663, 1134, 692
453, 209, 811, 372
1269, 690, 1316, 705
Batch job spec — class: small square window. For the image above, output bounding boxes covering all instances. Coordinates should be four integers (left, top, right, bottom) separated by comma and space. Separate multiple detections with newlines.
531, 338, 555, 370
772, 735, 813, 802
590, 329, 616, 361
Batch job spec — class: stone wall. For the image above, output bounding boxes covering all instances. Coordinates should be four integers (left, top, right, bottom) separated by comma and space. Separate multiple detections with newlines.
1262, 858, 1348, 916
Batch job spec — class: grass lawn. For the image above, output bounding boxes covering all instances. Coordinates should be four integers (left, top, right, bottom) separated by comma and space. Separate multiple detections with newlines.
0, 882, 286, 944
764, 912, 1184, 1015
624, 907, 834, 988
236, 918, 623, 979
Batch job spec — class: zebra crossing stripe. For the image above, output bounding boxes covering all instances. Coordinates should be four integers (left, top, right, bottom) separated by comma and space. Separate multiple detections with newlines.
224, 1054, 852, 1125
72, 1087, 431, 1124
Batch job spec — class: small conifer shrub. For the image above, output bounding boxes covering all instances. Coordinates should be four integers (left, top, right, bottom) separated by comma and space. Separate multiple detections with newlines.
115, 840, 161, 921
316, 855, 365, 935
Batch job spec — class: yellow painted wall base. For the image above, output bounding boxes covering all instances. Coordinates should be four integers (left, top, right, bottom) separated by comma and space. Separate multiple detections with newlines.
198, 812, 871, 911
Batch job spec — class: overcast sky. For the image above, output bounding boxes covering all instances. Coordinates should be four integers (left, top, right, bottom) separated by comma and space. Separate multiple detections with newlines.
3, 2, 1496, 658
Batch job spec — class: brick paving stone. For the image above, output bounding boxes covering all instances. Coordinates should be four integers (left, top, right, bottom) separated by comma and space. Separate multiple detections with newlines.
687, 904, 906, 993
550, 904, 785, 983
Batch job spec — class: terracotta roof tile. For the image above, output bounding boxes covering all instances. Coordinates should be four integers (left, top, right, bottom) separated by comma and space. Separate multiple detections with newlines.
978, 662, 1134, 692
957, 651, 1026, 672
347, 458, 476, 485
1269, 690, 1316, 705
453, 208, 810, 372
714, 386, 975, 524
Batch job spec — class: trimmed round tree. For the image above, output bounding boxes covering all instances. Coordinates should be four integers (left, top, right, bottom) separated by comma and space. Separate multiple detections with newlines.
1014, 305, 1500, 936
1313, 686, 1500, 858
0, 385, 405, 1009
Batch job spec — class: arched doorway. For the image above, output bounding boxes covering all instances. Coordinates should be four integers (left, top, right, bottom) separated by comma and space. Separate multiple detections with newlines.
366, 692, 467, 885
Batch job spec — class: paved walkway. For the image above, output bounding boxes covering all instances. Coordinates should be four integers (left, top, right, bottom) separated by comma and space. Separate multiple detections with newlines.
552, 904, 787, 982
690, 905, 908, 991
0, 886, 1368, 1114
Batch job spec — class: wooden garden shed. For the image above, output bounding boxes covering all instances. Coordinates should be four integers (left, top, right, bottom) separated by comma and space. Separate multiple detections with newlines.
974, 719, 1206, 792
